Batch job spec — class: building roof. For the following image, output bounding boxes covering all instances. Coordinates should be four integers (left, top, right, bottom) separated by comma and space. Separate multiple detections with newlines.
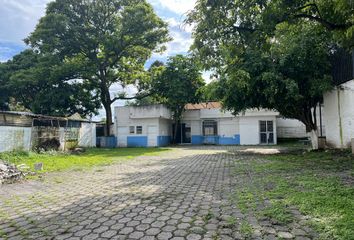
0, 111, 97, 123
185, 102, 222, 110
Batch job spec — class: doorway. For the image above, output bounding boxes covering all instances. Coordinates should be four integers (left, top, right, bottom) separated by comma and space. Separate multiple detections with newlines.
259, 120, 274, 144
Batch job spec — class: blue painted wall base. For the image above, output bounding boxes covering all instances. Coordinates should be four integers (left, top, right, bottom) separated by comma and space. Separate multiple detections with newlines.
127, 136, 148, 147
157, 136, 171, 147
96, 136, 117, 148
191, 135, 240, 145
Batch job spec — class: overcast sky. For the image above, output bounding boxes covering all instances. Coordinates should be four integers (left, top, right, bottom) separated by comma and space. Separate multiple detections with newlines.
0, 0, 211, 120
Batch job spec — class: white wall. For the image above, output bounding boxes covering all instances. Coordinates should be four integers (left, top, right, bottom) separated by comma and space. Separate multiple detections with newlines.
219, 118, 239, 137
79, 123, 96, 147
276, 118, 307, 138
200, 108, 234, 119
239, 116, 277, 145
127, 105, 171, 119
191, 120, 201, 135
182, 110, 200, 120
324, 80, 354, 148
0, 126, 32, 152
159, 118, 171, 136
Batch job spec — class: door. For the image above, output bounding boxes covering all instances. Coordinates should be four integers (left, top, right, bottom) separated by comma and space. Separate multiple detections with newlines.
260, 121, 274, 144
117, 126, 128, 147
148, 125, 158, 147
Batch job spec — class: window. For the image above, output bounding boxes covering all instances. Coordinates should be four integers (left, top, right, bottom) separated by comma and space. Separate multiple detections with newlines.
129, 126, 135, 134
203, 120, 217, 136
136, 126, 143, 134
260, 121, 274, 144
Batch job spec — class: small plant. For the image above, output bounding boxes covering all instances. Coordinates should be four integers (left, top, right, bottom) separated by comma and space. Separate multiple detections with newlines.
226, 216, 237, 226
202, 211, 214, 223
240, 221, 253, 238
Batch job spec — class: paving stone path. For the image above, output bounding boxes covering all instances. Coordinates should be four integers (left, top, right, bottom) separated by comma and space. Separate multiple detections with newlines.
0, 146, 316, 239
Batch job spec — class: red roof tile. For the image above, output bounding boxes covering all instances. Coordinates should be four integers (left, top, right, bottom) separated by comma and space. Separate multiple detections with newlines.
185, 102, 222, 110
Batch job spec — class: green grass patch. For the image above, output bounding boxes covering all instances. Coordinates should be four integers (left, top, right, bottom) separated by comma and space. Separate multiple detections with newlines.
0, 147, 170, 173
240, 221, 253, 238
233, 150, 354, 239
260, 201, 293, 224
233, 188, 257, 213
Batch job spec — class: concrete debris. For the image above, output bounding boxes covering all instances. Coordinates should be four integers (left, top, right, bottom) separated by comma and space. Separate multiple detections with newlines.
0, 160, 24, 184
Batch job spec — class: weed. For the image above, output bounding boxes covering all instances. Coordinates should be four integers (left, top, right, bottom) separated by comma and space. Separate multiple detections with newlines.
240, 221, 253, 238
202, 211, 214, 223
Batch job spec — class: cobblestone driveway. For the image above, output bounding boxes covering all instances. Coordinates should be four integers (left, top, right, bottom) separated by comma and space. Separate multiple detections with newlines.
0, 147, 315, 240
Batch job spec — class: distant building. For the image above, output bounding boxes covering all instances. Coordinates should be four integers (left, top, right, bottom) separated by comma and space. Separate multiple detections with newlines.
114, 103, 279, 147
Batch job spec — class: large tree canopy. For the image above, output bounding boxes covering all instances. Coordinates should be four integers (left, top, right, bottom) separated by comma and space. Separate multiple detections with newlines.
188, 0, 353, 61
1, 49, 100, 116
26, 0, 170, 135
152, 55, 205, 143
187, 0, 352, 148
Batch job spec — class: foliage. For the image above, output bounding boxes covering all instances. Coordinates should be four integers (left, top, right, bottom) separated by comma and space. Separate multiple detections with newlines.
1, 49, 99, 116
199, 80, 221, 102
152, 55, 204, 142
26, 0, 170, 135
188, 0, 353, 57
187, 0, 346, 142
0, 62, 10, 110
0, 148, 170, 173
221, 23, 333, 131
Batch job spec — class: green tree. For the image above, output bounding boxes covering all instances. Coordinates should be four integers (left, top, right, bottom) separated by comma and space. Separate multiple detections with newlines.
153, 55, 205, 143
199, 80, 221, 102
2, 49, 100, 116
0, 62, 11, 110
26, 0, 170, 135
188, 0, 353, 55
188, 0, 351, 149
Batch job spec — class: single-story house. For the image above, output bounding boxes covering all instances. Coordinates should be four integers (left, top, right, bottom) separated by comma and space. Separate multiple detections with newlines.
0, 111, 96, 152
114, 102, 279, 147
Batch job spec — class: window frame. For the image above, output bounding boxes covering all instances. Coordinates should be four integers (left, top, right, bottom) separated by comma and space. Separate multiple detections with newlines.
202, 120, 218, 136
136, 126, 143, 134
129, 126, 135, 134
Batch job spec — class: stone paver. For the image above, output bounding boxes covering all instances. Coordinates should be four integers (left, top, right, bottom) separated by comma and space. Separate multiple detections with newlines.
0, 146, 317, 239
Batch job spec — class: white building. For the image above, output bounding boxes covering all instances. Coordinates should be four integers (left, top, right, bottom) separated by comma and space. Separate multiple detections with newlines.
323, 79, 354, 148
114, 102, 279, 147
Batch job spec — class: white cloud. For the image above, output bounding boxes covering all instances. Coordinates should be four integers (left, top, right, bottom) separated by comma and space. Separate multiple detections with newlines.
149, 0, 196, 15
0, 0, 50, 43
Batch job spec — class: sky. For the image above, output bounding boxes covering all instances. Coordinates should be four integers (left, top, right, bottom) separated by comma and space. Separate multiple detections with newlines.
0, 0, 211, 120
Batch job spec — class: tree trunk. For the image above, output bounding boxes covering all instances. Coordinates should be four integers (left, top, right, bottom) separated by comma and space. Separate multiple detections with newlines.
310, 129, 319, 150
103, 102, 112, 136
172, 118, 178, 144
301, 106, 319, 150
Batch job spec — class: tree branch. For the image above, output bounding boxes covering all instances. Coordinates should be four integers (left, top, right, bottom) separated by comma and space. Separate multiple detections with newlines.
111, 92, 153, 102
292, 13, 350, 30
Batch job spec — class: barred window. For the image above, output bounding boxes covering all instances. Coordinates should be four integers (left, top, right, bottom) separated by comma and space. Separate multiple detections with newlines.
203, 120, 217, 136
136, 126, 143, 134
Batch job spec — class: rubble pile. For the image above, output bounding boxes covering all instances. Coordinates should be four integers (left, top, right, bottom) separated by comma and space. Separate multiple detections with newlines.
0, 160, 24, 184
